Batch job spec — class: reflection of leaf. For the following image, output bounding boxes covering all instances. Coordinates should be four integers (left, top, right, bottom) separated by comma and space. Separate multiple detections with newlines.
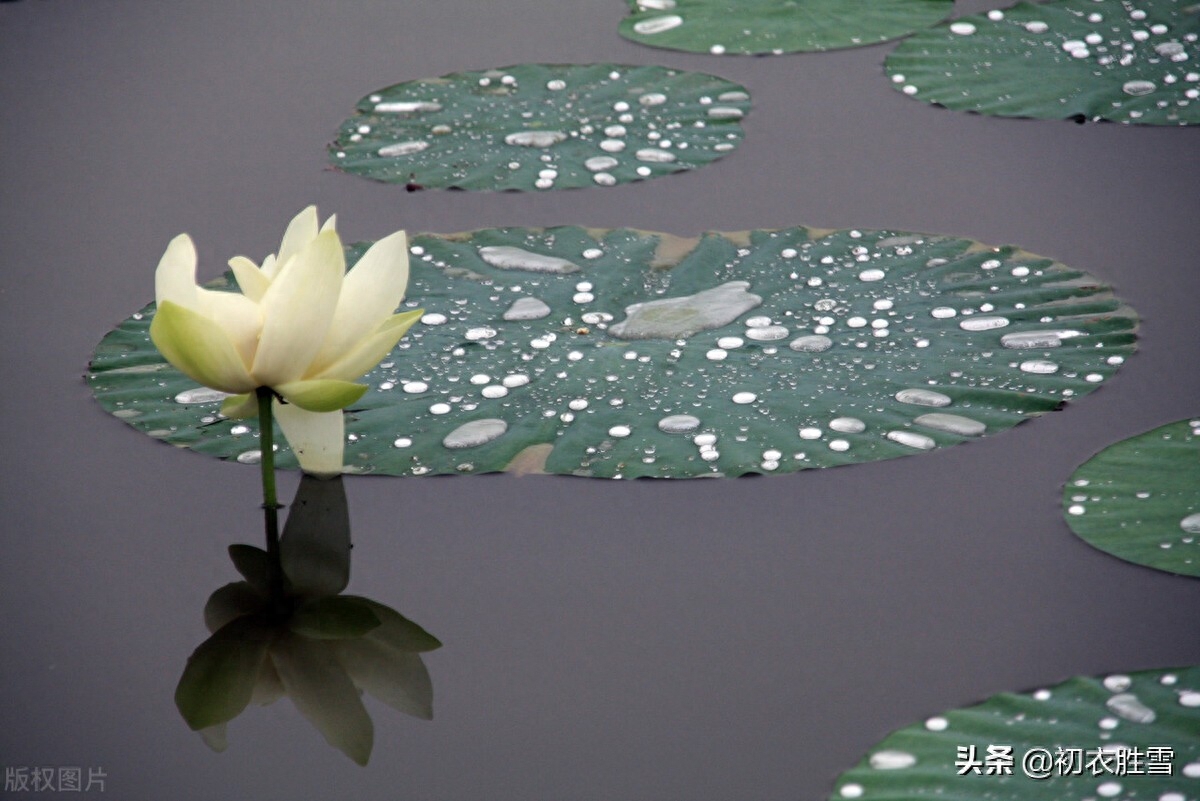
227, 544, 271, 594
329, 64, 749, 191
886, 0, 1200, 125
91, 226, 1137, 479
620, 0, 952, 55
1064, 418, 1200, 578
830, 666, 1200, 800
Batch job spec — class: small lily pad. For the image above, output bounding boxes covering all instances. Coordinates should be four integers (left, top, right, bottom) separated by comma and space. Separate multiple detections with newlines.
89, 226, 1137, 479
329, 64, 750, 191
1064, 418, 1200, 578
619, 0, 953, 55
830, 666, 1200, 800
885, 0, 1200, 125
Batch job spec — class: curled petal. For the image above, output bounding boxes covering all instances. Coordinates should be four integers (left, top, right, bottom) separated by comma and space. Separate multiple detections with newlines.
312, 310, 422, 383
309, 230, 410, 376
219, 393, 257, 419
274, 402, 345, 477
271, 632, 374, 766
203, 581, 265, 633
276, 379, 366, 413
251, 231, 344, 387
155, 234, 199, 308
228, 256, 271, 303
150, 301, 256, 394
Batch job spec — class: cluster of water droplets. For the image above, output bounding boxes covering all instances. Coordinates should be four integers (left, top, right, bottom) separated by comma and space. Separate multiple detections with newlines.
834, 667, 1200, 800
88, 226, 1134, 477
889, 0, 1199, 124
622, 0, 953, 55
330, 65, 749, 190
1066, 418, 1200, 573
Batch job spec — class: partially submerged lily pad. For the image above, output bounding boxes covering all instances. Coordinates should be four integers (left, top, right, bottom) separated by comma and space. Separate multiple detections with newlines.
830, 665, 1200, 800
89, 226, 1136, 479
619, 0, 952, 55
329, 64, 750, 191
1064, 418, 1200, 577
886, 0, 1200, 125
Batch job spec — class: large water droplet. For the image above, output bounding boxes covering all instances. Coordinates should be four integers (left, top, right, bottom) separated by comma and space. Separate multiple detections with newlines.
374, 101, 442, 113
706, 107, 744, 120
895, 388, 953, 407
1001, 330, 1085, 349
503, 297, 552, 321
869, 750, 917, 770
610, 281, 762, 340
633, 15, 683, 35
175, 387, 229, 404
950, 21, 977, 35
1104, 674, 1133, 693
504, 130, 568, 148
585, 156, 620, 172
658, 414, 700, 433
1106, 693, 1156, 724
746, 325, 788, 341
959, 315, 1010, 331
914, 413, 986, 437
1019, 359, 1059, 374
829, 417, 866, 434
887, 430, 937, 450
1123, 79, 1157, 96
378, 140, 430, 157
479, 246, 581, 274
443, 418, 508, 449
635, 148, 677, 164
1179, 512, 1200, 534
789, 335, 833, 353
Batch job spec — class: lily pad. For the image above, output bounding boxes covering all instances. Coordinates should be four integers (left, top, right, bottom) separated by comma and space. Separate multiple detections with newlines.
830, 666, 1200, 800
329, 64, 750, 191
88, 226, 1137, 479
885, 0, 1200, 125
1064, 418, 1200, 578
619, 0, 953, 55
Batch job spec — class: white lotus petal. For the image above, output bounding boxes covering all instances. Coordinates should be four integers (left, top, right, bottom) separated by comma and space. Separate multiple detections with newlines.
228, 255, 271, 302
251, 231, 344, 386
274, 402, 346, 477
275, 206, 320, 276
309, 230, 409, 375
155, 234, 199, 309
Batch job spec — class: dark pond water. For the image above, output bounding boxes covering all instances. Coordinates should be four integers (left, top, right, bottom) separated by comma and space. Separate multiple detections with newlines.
2, 1, 1198, 799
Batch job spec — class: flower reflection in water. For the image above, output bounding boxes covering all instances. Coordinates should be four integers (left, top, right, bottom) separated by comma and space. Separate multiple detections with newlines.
175, 476, 440, 765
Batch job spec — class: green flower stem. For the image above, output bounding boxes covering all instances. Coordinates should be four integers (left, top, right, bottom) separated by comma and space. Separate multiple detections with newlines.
256, 387, 286, 605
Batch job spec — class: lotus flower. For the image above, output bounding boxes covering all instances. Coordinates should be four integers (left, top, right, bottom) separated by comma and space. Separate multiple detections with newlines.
149, 207, 421, 475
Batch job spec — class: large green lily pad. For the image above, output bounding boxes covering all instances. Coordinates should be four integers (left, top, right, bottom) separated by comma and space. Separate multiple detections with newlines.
329, 64, 750, 191
886, 0, 1200, 125
1064, 418, 1200, 578
89, 226, 1136, 479
831, 666, 1200, 800
619, 0, 952, 55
